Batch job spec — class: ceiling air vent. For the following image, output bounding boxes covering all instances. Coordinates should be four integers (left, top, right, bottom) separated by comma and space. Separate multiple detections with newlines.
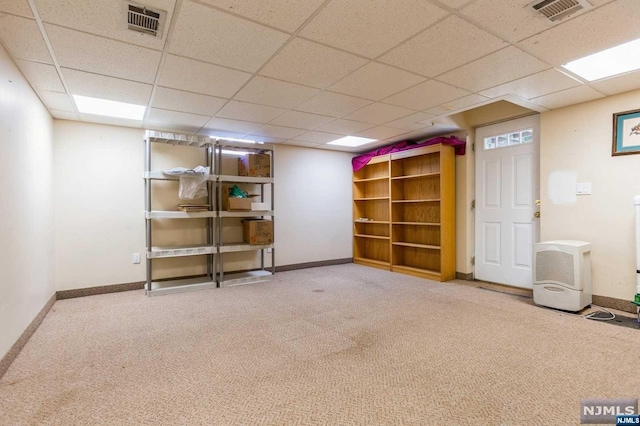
530, 0, 592, 22
126, 2, 166, 37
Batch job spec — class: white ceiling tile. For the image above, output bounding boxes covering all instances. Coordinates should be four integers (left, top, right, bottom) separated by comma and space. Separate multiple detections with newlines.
146, 108, 210, 133
354, 126, 410, 140
438, 46, 549, 92
216, 101, 286, 123
45, 25, 162, 83
300, 0, 448, 58
383, 112, 436, 130
424, 94, 489, 116
518, 0, 640, 65
49, 110, 77, 121
281, 140, 322, 148
234, 76, 320, 109
460, 0, 580, 43
329, 62, 425, 100
0, 13, 52, 62
345, 103, 415, 125
316, 118, 375, 134
591, 70, 640, 96
259, 38, 368, 88
152, 87, 227, 116
269, 111, 334, 130
34, 0, 175, 50
80, 114, 142, 129
530, 86, 605, 110
39, 90, 73, 112
195, 0, 325, 32
201, 130, 252, 140
169, 1, 288, 73
15, 60, 63, 92
203, 117, 263, 134
480, 69, 582, 100
159, 55, 251, 98
248, 125, 306, 139
314, 143, 360, 152
62, 68, 153, 105
295, 131, 342, 144
383, 80, 471, 111
437, 0, 474, 9
294, 91, 373, 117
0, 0, 32, 17
379, 16, 507, 77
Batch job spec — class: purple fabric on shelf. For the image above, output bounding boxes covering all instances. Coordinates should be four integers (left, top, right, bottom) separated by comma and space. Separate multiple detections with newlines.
351, 136, 466, 172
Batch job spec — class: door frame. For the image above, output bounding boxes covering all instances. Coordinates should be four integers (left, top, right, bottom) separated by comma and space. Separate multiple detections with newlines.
472, 113, 541, 287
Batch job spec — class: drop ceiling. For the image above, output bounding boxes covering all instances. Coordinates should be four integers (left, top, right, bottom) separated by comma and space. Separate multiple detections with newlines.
0, 0, 639, 152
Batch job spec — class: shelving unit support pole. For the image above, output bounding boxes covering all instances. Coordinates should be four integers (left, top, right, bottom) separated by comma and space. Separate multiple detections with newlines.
144, 137, 152, 293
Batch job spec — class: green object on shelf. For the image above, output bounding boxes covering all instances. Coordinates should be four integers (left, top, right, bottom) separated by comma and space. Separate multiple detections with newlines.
229, 184, 248, 198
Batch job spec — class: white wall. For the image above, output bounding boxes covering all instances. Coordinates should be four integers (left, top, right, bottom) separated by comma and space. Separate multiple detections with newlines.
274, 144, 353, 265
540, 89, 640, 300
53, 122, 147, 290
53, 123, 354, 290
0, 45, 55, 360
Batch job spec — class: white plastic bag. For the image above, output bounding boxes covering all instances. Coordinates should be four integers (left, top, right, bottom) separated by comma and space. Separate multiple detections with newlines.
163, 166, 210, 200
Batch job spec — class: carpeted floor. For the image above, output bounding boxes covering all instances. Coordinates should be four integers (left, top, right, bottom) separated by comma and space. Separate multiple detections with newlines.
1, 264, 638, 425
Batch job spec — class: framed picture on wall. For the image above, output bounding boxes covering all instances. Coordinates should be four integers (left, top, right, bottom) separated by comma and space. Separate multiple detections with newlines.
612, 108, 640, 156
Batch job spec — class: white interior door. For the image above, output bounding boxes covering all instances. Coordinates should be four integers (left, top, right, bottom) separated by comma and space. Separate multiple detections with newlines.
474, 115, 540, 288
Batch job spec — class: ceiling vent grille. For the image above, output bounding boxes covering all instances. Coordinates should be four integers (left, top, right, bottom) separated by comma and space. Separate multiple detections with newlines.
126, 3, 165, 37
530, 0, 592, 22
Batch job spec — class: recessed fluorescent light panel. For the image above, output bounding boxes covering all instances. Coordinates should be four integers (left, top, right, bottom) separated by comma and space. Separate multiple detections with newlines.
562, 37, 640, 81
221, 150, 250, 156
210, 136, 257, 144
327, 136, 377, 147
72, 95, 146, 120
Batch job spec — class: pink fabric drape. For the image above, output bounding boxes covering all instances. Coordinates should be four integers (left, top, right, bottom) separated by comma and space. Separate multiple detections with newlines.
351, 136, 466, 172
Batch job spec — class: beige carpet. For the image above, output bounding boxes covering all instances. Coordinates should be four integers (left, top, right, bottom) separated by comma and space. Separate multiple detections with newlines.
1, 264, 638, 425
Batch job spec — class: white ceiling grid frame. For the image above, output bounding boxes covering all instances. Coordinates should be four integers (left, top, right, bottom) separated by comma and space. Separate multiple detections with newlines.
151, 87, 228, 116
233, 76, 321, 109
168, 0, 290, 73
383, 80, 472, 111
328, 62, 426, 101
44, 24, 163, 83
62, 68, 154, 105
479, 68, 583, 100
0, 13, 52, 63
378, 15, 508, 77
32, 0, 176, 50
517, 0, 640, 66
345, 103, 417, 125
14, 59, 63, 92
299, 0, 450, 58
269, 111, 335, 130
192, 0, 327, 33
437, 46, 551, 92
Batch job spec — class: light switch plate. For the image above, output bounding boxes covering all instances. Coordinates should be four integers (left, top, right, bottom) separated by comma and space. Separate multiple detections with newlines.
576, 182, 592, 195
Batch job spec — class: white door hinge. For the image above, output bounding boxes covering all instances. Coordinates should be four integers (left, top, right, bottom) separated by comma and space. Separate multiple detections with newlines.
471, 256, 475, 266
471, 199, 475, 209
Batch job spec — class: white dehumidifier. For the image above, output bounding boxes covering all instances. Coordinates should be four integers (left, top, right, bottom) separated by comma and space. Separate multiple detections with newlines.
533, 240, 592, 311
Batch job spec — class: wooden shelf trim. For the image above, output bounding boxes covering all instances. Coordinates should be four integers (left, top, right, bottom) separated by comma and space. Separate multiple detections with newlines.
392, 222, 441, 226
354, 197, 390, 201
391, 172, 439, 180
354, 220, 389, 224
354, 257, 390, 267
355, 234, 390, 240
353, 176, 389, 183
391, 199, 440, 203
392, 242, 440, 250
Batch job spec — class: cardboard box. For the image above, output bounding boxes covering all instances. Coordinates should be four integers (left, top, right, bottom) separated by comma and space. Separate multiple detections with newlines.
220, 184, 252, 211
238, 153, 270, 177
242, 219, 273, 245
224, 197, 251, 211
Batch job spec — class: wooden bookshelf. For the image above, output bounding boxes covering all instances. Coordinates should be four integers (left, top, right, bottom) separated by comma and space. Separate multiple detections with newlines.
353, 144, 456, 282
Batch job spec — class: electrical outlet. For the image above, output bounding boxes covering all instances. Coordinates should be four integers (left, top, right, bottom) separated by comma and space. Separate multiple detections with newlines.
133, 253, 141, 264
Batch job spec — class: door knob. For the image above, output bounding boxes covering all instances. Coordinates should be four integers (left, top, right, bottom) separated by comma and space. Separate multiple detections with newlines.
534, 212, 541, 218
535, 199, 541, 206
